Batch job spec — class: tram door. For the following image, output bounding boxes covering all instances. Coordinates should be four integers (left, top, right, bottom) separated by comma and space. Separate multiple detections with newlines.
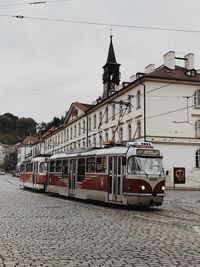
108, 156, 124, 202
33, 162, 38, 189
69, 159, 77, 196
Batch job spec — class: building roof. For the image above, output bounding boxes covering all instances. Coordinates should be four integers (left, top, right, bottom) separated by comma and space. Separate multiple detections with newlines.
144, 65, 200, 82
73, 102, 94, 112
21, 135, 39, 145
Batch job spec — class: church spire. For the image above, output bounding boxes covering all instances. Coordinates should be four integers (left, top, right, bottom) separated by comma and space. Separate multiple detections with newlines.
106, 35, 117, 64
102, 35, 121, 99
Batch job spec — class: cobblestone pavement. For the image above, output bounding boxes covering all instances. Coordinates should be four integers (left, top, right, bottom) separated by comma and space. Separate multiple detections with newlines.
0, 175, 200, 267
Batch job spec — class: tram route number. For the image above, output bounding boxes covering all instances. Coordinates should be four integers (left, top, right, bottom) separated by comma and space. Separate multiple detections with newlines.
149, 177, 158, 181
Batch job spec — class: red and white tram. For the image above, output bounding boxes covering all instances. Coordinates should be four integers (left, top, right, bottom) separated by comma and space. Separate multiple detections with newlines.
20, 156, 48, 190
46, 142, 166, 206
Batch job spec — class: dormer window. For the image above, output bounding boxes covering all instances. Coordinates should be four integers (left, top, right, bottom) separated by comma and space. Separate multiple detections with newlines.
186, 69, 196, 77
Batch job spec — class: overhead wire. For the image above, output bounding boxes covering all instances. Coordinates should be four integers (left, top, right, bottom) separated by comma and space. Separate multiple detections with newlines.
0, 0, 71, 8
0, 13, 200, 35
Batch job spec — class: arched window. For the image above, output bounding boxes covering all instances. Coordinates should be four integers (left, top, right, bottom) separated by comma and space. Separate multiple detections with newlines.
195, 120, 200, 137
137, 90, 141, 109
195, 149, 200, 167
194, 90, 200, 108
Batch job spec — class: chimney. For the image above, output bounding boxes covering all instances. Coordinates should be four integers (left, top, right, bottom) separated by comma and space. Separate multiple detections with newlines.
164, 51, 175, 69
184, 53, 194, 70
145, 64, 155, 74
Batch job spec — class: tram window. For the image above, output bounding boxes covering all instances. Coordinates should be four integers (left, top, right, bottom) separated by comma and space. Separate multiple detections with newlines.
39, 162, 47, 173
86, 157, 95, 173
62, 160, 69, 179
96, 157, 107, 173
21, 164, 25, 172
26, 163, 33, 172
50, 161, 56, 172
77, 158, 85, 181
56, 160, 62, 172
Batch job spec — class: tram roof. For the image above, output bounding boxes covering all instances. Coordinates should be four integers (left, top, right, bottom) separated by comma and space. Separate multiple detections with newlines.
49, 146, 127, 160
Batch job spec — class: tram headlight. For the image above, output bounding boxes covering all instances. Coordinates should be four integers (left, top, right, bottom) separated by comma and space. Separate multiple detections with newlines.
140, 185, 145, 191
161, 186, 165, 191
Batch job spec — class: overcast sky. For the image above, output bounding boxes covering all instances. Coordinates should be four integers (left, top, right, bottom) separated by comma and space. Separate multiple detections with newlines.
0, 0, 200, 123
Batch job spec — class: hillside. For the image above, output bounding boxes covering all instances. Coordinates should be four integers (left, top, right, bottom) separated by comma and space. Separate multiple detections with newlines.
0, 113, 37, 145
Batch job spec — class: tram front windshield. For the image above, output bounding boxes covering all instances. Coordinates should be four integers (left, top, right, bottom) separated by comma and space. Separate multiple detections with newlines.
128, 156, 164, 176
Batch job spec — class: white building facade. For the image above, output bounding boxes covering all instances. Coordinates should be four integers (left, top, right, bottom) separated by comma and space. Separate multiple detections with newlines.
31, 38, 200, 189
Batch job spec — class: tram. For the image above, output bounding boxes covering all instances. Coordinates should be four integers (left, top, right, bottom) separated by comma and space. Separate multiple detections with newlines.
45, 142, 166, 206
20, 156, 48, 190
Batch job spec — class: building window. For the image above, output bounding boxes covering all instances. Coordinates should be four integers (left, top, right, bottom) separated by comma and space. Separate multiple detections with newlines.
99, 135, 103, 147
83, 140, 85, 148
83, 120, 85, 133
67, 129, 69, 141
119, 101, 123, 117
88, 117, 91, 131
64, 129, 66, 142
112, 103, 115, 120
74, 125, 77, 137
194, 90, 200, 109
137, 90, 141, 109
93, 136, 96, 147
105, 106, 109, 123
88, 138, 91, 147
195, 120, 200, 137
137, 120, 141, 138
93, 114, 96, 129
195, 149, 200, 167
128, 95, 132, 113
128, 123, 132, 140
119, 127, 123, 142
112, 129, 115, 143
105, 131, 109, 143
99, 111, 103, 125
70, 127, 73, 139
78, 122, 81, 135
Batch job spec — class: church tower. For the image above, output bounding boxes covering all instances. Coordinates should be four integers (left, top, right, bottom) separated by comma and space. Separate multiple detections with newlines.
102, 35, 121, 99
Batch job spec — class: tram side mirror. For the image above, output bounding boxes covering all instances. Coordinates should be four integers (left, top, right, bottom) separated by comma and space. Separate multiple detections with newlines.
122, 156, 126, 166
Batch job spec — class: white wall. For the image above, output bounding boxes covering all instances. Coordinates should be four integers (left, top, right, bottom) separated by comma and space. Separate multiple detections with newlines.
155, 143, 200, 188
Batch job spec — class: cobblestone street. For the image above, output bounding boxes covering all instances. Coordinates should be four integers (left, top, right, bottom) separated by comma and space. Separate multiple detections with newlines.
0, 174, 200, 267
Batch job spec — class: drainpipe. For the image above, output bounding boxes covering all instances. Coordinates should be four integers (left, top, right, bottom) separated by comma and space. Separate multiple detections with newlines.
139, 79, 146, 142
